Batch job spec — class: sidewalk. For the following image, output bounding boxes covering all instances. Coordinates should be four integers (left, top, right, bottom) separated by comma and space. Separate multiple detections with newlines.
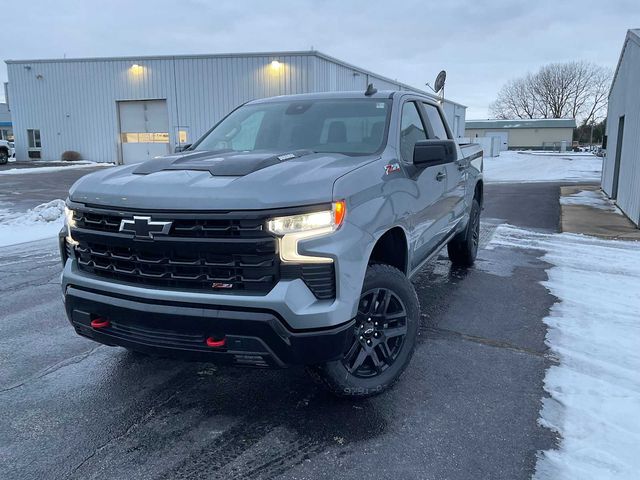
560, 185, 640, 240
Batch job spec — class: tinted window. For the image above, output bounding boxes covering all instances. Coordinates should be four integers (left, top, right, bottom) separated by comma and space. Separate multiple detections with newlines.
229, 110, 265, 151
422, 103, 449, 140
194, 99, 390, 156
399, 102, 427, 162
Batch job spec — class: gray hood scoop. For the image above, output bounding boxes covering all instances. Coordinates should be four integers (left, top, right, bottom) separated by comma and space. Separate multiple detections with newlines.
132, 150, 314, 176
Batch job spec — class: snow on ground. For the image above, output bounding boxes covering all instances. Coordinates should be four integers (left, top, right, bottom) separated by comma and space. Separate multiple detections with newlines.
560, 189, 623, 215
0, 162, 112, 175
484, 151, 602, 183
525, 151, 599, 157
489, 224, 640, 480
0, 199, 66, 247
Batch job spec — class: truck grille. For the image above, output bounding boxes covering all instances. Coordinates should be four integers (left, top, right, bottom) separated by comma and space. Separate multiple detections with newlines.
70, 206, 336, 299
75, 211, 266, 238
72, 208, 278, 294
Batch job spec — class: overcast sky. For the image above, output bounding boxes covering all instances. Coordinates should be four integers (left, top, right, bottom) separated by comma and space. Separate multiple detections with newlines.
1, 0, 638, 118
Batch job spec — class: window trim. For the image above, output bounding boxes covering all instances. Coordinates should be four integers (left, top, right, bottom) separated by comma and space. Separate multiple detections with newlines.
27, 128, 42, 149
398, 99, 429, 164
419, 101, 453, 140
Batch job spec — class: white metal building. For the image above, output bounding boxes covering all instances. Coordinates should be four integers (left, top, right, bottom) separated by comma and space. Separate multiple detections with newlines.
5, 51, 466, 164
0, 102, 11, 140
602, 28, 640, 227
465, 118, 576, 151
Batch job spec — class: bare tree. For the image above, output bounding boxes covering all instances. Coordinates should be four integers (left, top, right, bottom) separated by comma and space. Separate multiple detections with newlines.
580, 66, 611, 125
490, 62, 612, 124
489, 76, 538, 119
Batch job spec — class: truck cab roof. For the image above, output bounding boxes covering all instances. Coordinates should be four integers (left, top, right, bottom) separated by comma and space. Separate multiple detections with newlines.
247, 90, 437, 104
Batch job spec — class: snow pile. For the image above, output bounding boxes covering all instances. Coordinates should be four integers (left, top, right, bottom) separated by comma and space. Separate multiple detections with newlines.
484, 151, 602, 183
0, 199, 66, 247
560, 189, 622, 215
489, 224, 640, 480
23, 199, 66, 222
0, 162, 112, 175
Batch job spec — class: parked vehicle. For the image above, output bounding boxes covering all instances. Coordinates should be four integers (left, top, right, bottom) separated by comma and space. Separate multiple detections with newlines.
60, 89, 483, 397
0, 140, 13, 165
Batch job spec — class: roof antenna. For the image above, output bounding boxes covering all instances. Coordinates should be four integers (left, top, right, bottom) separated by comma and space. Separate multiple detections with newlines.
364, 83, 377, 96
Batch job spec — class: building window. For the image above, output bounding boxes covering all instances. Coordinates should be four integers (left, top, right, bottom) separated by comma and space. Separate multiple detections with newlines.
121, 132, 169, 143
27, 129, 41, 148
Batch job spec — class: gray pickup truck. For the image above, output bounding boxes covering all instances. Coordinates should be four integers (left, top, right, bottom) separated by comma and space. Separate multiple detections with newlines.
60, 89, 483, 397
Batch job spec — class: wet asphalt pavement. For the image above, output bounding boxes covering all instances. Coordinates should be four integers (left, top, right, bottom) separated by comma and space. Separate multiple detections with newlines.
0, 166, 107, 212
0, 175, 562, 480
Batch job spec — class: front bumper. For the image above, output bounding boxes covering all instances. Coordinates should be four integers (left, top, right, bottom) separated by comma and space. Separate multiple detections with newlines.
60, 203, 375, 366
65, 286, 354, 367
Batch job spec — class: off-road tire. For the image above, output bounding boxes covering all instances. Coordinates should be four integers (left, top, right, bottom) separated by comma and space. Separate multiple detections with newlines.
0, 150, 8, 165
307, 264, 420, 398
447, 198, 480, 267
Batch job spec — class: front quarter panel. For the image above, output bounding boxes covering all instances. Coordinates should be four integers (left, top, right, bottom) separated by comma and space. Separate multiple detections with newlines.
316, 150, 413, 318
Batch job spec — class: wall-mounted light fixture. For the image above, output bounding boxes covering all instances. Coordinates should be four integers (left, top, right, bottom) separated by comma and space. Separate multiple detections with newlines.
129, 63, 144, 75
270, 60, 282, 70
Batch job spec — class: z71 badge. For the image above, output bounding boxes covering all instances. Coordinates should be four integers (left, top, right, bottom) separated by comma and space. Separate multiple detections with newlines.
384, 163, 401, 175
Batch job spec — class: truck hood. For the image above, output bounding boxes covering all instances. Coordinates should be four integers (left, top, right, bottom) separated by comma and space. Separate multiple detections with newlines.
69, 149, 378, 210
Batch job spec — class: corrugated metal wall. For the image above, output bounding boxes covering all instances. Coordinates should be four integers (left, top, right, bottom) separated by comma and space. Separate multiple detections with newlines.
172, 54, 315, 144
8, 58, 177, 163
6, 52, 466, 163
313, 56, 401, 92
312, 55, 466, 136
602, 32, 640, 226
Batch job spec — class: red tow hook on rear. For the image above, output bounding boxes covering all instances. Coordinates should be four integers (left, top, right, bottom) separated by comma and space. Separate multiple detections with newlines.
90, 318, 110, 329
205, 336, 226, 348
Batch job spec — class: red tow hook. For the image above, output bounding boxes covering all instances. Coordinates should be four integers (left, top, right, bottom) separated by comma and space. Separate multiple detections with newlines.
206, 336, 226, 348
90, 318, 110, 329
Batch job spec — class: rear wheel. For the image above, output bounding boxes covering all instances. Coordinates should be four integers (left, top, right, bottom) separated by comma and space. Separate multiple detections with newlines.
447, 198, 480, 267
307, 264, 419, 398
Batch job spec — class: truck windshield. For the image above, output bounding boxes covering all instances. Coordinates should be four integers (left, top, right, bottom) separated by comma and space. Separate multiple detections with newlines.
193, 98, 391, 156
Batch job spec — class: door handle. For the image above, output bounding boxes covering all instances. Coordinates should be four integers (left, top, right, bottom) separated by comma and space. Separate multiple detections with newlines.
436, 171, 447, 182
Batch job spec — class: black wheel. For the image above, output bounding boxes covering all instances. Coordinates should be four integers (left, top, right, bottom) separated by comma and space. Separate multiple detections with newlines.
447, 198, 480, 267
307, 264, 419, 398
0, 150, 8, 165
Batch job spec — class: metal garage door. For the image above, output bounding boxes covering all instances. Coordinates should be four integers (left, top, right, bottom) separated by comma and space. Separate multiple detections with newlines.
118, 100, 170, 165
486, 131, 509, 151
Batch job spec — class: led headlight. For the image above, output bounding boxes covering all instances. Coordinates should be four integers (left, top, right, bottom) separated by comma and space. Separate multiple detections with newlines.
267, 201, 346, 263
64, 206, 79, 246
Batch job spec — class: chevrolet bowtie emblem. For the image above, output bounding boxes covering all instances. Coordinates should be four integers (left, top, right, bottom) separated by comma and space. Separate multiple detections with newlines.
119, 216, 173, 239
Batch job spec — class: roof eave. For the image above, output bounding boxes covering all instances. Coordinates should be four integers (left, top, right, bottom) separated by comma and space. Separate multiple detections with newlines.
610, 29, 640, 98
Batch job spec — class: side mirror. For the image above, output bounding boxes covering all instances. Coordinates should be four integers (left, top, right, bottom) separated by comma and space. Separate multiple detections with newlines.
175, 143, 192, 153
413, 139, 457, 167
